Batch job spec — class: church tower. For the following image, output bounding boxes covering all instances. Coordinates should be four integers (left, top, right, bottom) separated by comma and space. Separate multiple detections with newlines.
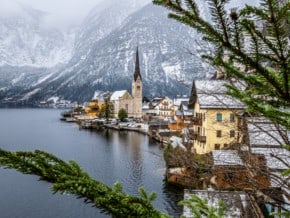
132, 47, 143, 118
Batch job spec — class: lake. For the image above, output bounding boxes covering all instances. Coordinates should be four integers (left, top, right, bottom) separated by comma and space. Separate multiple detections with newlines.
0, 109, 183, 218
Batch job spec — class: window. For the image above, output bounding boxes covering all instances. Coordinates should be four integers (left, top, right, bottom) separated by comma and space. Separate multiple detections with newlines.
216, 113, 222, 121
215, 144, 220, 150
230, 130, 235, 137
230, 113, 235, 122
216, 130, 222, 137
125, 104, 128, 112
224, 172, 234, 182
224, 143, 228, 148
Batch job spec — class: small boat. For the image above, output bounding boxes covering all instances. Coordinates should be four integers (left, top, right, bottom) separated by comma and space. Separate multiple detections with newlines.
65, 117, 76, 122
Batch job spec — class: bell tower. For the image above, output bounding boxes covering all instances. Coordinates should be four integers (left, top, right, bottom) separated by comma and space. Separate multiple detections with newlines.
132, 47, 143, 118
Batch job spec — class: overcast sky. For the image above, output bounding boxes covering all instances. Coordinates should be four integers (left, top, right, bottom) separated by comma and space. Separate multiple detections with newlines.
1, 0, 103, 29
1, 0, 259, 30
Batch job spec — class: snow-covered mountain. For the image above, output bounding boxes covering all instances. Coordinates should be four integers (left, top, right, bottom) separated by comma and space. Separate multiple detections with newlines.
73, 0, 150, 62
0, 1, 215, 105
0, 2, 75, 67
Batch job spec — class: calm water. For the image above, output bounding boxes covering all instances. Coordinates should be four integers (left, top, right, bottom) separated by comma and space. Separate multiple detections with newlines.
0, 109, 183, 218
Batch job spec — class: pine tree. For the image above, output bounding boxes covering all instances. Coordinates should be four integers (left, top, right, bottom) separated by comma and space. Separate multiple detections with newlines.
118, 108, 128, 121
0, 149, 169, 218
152, 0, 290, 216
153, 0, 290, 130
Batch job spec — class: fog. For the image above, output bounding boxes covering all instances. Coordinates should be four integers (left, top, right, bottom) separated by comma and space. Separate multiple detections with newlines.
0, 0, 259, 30
0, 0, 103, 29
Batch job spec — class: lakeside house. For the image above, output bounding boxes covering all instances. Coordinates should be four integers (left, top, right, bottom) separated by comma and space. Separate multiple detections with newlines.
209, 147, 290, 215
188, 80, 245, 154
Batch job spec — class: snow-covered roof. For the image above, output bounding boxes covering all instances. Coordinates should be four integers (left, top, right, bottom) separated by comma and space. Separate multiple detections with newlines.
198, 94, 245, 109
212, 150, 244, 166
173, 98, 189, 106
195, 80, 228, 94
181, 101, 190, 111
170, 136, 186, 150
183, 110, 194, 116
92, 91, 111, 102
247, 118, 289, 147
251, 148, 290, 170
110, 90, 128, 101
183, 190, 256, 218
175, 110, 183, 116
142, 102, 150, 109
193, 80, 246, 109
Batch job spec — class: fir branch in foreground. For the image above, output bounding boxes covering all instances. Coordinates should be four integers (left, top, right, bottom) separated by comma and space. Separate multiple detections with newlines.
0, 148, 170, 218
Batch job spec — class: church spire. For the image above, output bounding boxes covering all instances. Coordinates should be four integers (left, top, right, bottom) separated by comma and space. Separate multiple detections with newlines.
133, 47, 142, 81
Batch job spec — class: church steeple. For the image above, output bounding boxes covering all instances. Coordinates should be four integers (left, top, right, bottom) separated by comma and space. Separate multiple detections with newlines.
133, 47, 142, 81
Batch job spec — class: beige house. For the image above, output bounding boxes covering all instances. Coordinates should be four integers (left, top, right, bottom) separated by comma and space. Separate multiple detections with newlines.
154, 97, 174, 118
110, 48, 143, 118
189, 80, 245, 154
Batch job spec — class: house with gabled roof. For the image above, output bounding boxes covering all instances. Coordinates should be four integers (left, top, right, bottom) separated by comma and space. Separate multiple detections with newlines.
246, 117, 289, 148
153, 96, 174, 118
210, 148, 290, 216
189, 80, 245, 154
211, 150, 270, 190
169, 98, 194, 131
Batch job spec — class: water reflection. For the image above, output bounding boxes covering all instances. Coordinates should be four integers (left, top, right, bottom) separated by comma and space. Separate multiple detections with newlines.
0, 109, 183, 218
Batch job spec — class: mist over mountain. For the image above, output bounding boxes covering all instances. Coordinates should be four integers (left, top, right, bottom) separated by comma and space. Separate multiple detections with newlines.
0, 0, 216, 105
0, 3, 75, 68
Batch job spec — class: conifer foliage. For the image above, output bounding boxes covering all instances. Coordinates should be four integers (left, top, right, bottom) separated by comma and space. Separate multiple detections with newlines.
153, 0, 290, 129
0, 0, 289, 217
0, 148, 169, 218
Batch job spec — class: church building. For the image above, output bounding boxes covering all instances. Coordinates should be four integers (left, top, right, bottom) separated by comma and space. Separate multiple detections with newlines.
110, 47, 143, 118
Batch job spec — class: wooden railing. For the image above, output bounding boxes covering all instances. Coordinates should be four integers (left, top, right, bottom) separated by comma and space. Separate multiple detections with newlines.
191, 117, 202, 126
197, 135, 206, 143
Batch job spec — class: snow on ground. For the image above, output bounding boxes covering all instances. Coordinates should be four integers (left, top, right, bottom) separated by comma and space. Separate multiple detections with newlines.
21, 88, 41, 100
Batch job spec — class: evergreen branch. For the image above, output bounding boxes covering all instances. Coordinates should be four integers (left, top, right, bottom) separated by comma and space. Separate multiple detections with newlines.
153, 0, 289, 103
0, 149, 170, 218
179, 194, 227, 218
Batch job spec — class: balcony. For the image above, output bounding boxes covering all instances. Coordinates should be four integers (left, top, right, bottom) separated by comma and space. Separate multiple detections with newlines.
190, 133, 198, 140
191, 117, 202, 126
197, 135, 206, 143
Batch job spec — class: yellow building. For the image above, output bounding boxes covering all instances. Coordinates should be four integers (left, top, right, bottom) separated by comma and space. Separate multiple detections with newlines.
84, 99, 104, 117
189, 80, 245, 154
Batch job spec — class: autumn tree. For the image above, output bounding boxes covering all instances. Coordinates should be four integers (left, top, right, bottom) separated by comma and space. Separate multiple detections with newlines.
98, 97, 114, 122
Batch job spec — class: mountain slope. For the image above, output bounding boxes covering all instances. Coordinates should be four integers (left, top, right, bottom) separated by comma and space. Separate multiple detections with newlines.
0, 2, 215, 105
20, 3, 214, 103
